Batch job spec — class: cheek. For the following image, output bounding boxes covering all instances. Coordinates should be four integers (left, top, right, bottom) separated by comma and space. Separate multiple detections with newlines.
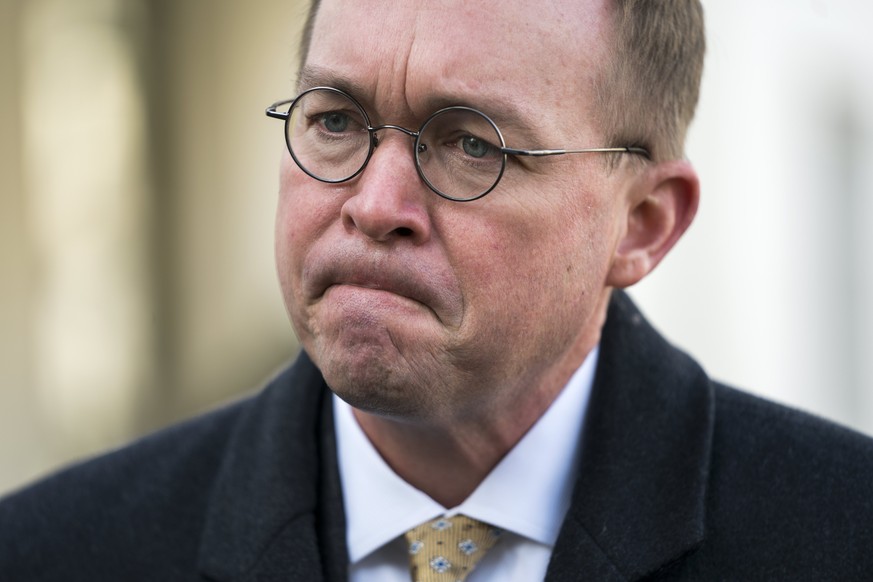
453, 188, 614, 334
273, 185, 305, 341
274, 196, 298, 293
275, 169, 304, 284
447, 218, 552, 330
276, 156, 340, 262
274, 162, 338, 323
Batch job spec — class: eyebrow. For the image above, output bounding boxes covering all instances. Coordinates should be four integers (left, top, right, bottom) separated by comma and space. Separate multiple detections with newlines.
295, 65, 544, 147
297, 65, 371, 98
422, 95, 541, 146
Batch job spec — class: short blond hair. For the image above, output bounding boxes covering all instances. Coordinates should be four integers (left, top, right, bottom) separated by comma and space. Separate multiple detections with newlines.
597, 1, 706, 162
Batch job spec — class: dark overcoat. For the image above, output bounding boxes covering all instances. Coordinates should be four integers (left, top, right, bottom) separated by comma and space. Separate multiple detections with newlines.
2, 291, 872, 580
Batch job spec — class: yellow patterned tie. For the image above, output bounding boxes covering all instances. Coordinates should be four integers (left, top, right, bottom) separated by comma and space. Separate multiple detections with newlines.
403, 515, 502, 582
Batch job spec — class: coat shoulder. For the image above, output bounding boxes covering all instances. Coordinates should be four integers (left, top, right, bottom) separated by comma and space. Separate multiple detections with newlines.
0, 356, 321, 581
0, 393, 248, 580
711, 382, 873, 495
670, 383, 873, 579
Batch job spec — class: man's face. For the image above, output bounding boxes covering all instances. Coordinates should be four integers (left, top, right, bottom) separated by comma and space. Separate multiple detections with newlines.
276, 0, 635, 423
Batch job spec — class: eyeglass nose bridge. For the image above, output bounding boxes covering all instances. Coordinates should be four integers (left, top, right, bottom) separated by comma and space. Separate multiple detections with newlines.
362, 123, 438, 198
369, 123, 420, 149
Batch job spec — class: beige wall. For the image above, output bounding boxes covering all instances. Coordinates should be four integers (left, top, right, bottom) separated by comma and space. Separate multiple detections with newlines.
0, 0, 306, 495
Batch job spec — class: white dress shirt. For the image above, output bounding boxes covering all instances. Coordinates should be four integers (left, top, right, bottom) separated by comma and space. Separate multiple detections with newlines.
334, 347, 599, 582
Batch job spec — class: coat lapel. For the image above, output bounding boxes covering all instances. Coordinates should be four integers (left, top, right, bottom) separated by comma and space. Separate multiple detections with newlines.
547, 291, 715, 580
197, 354, 347, 582
316, 385, 351, 582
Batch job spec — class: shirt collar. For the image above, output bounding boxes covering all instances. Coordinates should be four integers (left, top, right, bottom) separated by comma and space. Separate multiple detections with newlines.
334, 347, 599, 563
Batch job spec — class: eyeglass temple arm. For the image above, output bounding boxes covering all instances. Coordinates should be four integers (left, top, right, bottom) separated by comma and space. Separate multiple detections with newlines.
502, 146, 651, 160
265, 99, 294, 120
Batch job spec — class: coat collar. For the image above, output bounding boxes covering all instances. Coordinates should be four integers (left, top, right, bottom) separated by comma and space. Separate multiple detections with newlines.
197, 355, 346, 582
547, 291, 715, 580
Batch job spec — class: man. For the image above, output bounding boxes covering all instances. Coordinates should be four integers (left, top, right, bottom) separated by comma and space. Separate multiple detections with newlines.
2, 0, 872, 580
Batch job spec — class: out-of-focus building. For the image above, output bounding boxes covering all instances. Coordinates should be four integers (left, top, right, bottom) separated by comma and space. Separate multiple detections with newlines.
0, 0, 305, 494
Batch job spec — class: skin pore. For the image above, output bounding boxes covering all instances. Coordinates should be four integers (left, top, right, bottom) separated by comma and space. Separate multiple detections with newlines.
275, 0, 699, 507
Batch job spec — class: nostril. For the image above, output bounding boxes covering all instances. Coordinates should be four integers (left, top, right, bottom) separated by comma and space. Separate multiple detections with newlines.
395, 227, 414, 237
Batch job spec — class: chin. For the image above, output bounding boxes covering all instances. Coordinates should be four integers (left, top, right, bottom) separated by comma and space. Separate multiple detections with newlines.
328, 373, 430, 422
314, 346, 438, 421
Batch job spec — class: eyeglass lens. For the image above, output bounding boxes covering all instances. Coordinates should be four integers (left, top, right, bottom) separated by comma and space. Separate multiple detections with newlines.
287, 89, 372, 183
285, 88, 506, 201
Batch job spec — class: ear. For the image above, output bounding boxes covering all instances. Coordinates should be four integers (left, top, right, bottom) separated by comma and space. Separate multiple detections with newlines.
606, 160, 700, 288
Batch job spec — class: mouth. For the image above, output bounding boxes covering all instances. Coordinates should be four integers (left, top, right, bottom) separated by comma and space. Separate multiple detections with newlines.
318, 269, 439, 318
303, 247, 461, 325
323, 278, 429, 309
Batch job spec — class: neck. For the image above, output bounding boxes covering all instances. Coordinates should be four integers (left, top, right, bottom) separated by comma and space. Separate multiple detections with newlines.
352, 323, 603, 508
353, 408, 525, 508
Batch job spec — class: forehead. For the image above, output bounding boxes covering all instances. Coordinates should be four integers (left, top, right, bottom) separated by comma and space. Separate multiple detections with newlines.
305, 0, 611, 131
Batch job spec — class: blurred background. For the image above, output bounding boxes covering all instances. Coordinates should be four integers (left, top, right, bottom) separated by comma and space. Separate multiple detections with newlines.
1, 0, 872, 496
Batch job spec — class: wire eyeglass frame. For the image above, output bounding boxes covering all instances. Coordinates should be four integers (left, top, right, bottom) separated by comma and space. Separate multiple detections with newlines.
266, 86, 650, 202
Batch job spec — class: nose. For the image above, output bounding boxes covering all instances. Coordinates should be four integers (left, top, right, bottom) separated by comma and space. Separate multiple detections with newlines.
340, 130, 433, 244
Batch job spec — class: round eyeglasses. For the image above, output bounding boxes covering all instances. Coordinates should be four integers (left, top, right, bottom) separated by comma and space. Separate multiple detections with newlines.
266, 87, 650, 202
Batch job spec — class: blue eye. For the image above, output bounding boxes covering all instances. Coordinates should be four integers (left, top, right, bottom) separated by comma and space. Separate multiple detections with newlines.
321, 112, 350, 132
461, 135, 491, 158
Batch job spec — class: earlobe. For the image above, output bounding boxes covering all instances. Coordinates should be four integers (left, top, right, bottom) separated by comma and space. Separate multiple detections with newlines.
606, 160, 700, 288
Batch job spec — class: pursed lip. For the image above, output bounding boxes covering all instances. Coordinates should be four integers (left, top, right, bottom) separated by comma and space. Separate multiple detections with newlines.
302, 246, 462, 326
324, 273, 431, 306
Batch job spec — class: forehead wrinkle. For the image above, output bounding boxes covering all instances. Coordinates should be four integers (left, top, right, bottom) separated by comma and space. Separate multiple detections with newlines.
303, 1, 412, 96
399, 7, 606, 147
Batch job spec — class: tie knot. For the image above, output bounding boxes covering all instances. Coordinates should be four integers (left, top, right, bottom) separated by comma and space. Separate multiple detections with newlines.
403, 515, 502, 582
